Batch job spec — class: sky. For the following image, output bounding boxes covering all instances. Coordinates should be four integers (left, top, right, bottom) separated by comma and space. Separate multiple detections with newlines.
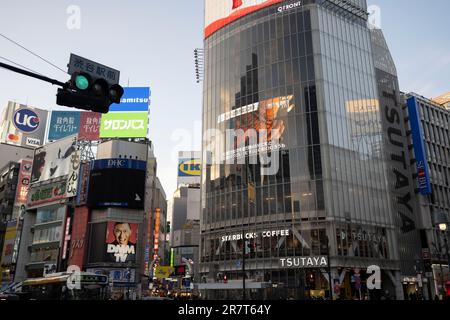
0, 0, 449, 198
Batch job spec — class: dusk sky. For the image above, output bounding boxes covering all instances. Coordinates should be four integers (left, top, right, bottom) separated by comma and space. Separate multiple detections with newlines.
0, 0, 449, 197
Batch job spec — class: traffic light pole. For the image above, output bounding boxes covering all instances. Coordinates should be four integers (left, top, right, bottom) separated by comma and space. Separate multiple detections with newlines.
0, 61, 67, 87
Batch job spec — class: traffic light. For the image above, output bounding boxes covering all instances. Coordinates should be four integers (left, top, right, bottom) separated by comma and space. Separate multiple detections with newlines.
56, 71, 124, 114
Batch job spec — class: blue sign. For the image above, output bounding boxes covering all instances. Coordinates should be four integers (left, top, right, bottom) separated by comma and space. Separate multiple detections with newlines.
407, 96, 432, 195
48, 111, 81, 141
109, 87, 151, 112
91, 159, 147, 171
13, 108, 40, 133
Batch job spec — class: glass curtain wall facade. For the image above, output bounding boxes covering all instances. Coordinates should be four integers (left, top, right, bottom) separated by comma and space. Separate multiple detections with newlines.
201, 0, 400, 300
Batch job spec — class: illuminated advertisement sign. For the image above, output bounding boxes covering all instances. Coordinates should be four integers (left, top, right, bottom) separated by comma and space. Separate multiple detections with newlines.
87, 159, 146, 209
221, 229, 290, 242
15, 159, 33, 206
109, 87, 150, 112
153, 208, 161, 260
178, 158, 201, 177
105, 222, 138, 263
205, 0, 282, 38
99, 111, 148, 138
279, 256, 328, 268
27, 180, 67, 209
0, 102, 48, 148
48, 111, 80, 141
407, 96, 432, 195
219, 95, 294, 161
31, 135, 78, 184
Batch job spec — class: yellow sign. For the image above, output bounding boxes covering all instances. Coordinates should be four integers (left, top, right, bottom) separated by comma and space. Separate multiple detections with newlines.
154, 266, 174, 279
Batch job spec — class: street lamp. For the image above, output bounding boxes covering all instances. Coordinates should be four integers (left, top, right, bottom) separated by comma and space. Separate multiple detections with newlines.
434, 212, 450, 298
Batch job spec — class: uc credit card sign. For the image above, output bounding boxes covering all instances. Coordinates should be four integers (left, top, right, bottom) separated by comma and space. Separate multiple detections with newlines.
178, 159, 201, 177
109, 87, 150, 112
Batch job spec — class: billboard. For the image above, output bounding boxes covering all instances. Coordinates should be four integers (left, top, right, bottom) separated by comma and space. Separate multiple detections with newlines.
27, 180, 68, 209
205, 0, 282, 38
177, 152, 202, 186
109, 87, 150, 112
407, 96, 432, 195
47, 111, 101, 142
99, 87, 150, 139
87, 159, 146, 209
106, 222, 138, 263
31, 135, 78, 184
47, 111, 80, 141
0, 102, 48, 148
15, 159, 33, 206
99, 112, 148, 138
79, 112, 101, 140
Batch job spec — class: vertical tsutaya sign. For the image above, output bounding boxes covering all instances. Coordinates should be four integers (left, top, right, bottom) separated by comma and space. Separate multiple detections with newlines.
48, 111, 80, 141
407, 96, 432, 195
99, 87, 150, 139
0, 102, 48, 148
205, 0, 282, 38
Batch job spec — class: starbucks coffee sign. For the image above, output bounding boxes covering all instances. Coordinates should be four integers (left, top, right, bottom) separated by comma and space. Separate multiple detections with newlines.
279, 256, 328, 268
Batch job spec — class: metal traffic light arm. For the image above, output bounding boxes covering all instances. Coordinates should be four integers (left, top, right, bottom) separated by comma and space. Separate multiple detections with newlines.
0, 61, 67, 88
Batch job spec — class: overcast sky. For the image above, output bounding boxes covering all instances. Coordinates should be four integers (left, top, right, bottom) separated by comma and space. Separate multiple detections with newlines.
0, 0, 449, 198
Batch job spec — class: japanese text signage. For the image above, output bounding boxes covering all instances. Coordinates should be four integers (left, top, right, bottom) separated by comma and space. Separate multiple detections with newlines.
68, 54, 120, 84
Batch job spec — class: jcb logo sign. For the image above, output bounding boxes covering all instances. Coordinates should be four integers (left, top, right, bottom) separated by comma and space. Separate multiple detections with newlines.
179, 159, 201, 177
13, 108, 40, 133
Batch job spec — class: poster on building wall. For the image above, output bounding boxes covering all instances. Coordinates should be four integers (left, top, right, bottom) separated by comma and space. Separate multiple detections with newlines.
105, 222, 138, 263
47, 111, 80, 141
78, 112, 101, 140
31, 135, 78, 184
27, 180, 67, 209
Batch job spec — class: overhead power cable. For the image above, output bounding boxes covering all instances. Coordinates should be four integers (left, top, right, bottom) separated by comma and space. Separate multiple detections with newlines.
0, 32, 67, 75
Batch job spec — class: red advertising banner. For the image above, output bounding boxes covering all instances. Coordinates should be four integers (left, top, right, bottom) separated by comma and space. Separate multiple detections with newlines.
15, 159, 33, 206
106, 222, 138, 263
68, 206, 89, 268
79, 112, 101, 140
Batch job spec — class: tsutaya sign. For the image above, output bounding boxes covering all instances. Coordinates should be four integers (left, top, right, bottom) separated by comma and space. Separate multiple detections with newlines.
221, 229, 289, 242
279, 256, 328, 269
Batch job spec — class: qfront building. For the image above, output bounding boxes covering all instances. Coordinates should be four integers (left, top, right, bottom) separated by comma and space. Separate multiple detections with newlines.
200, 0, 404, 300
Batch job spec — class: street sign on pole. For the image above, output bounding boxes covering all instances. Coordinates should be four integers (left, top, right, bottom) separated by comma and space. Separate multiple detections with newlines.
68, 54, 120, 84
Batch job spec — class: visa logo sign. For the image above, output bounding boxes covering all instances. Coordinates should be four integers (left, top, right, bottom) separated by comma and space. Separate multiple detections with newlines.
178, 159, 201, 177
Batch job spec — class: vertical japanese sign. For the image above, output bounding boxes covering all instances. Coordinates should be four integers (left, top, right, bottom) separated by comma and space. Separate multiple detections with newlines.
153, 208, 161, 260
79, 112, 101, 140
67, 151, 81, 198
15, 159, 33, 206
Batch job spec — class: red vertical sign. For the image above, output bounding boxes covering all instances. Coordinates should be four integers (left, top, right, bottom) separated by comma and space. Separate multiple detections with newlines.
79, 112, 101, 140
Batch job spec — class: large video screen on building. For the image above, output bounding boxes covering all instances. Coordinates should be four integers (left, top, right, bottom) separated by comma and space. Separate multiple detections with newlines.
87, 159, 146, 209
105, 221, 138, 263
205, 0, 282, 38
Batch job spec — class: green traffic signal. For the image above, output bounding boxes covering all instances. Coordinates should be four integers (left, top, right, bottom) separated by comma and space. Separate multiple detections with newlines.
75, 74, 90, 90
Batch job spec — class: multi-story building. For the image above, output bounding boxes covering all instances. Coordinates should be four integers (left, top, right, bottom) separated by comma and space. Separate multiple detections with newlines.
200, 0, 402, 300
433, 92, 450, 110
403, 92, 450, 298
169, 152, 201, 284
